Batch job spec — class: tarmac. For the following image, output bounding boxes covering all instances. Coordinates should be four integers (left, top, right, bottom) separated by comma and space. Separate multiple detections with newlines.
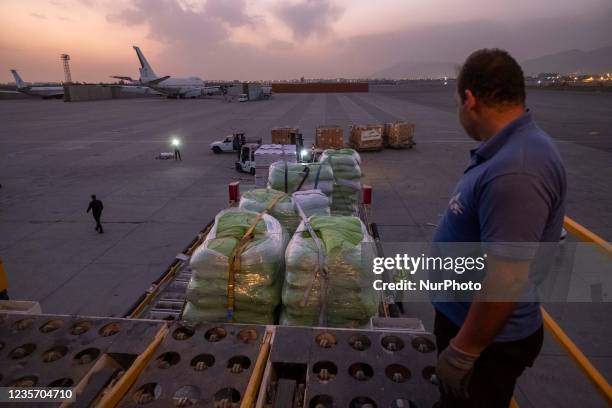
0, 83, 610, 407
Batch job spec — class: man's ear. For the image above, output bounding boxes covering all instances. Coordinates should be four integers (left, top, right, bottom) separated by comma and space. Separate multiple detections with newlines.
464, 89, 477, 110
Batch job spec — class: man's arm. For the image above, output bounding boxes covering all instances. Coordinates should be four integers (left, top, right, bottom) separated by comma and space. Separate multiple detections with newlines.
453, 255, 530, 355
436, 174, 550, 398
456, 173, 550, 352
86, 202, 92, 213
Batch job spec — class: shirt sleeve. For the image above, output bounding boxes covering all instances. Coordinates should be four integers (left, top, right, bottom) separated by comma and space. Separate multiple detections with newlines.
478, 173, 552, 259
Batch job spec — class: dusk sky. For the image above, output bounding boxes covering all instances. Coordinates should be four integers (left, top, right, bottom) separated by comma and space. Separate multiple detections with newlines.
1, 0, 611, 82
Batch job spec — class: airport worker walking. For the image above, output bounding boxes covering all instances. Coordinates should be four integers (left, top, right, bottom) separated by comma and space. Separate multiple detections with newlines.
172, 138, 182, 161
86, 194, 104, 234
431, 49, 566, 407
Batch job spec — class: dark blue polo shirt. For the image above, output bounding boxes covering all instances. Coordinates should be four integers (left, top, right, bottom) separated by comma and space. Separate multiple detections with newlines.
433, 111, 566, 341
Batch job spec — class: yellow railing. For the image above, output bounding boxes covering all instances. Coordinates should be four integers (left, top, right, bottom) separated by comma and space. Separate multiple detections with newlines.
513, 217, 612, 407
541, 307, 611, 404
563, 216, 612, 253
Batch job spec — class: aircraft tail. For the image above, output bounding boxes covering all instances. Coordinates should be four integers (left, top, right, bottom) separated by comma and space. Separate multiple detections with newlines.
133, 46, 158, 82
10, 70, 27, 88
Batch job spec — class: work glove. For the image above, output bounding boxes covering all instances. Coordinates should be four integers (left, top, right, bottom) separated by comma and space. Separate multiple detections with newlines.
436, 338, 480, 400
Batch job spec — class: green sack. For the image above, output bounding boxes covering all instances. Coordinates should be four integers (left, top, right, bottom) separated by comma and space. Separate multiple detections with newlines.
281, 215, 378, 328
267, 162, 334, 195
239, 189, 299, 233
183, 209, 286, 324
320, 149, 363, 215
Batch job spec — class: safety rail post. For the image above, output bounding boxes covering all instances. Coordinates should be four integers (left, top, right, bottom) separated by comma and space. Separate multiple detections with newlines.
362, 184, 372, 205
0, 257, 8, 296
229, 181, 240, 206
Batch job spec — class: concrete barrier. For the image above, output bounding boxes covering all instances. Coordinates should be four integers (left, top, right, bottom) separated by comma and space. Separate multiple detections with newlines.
63, 85, 161, 102
271, 83, 368, 93
64, 84, 113, 102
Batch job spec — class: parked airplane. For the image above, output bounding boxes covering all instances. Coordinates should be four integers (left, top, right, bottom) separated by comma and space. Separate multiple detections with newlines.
8, 70, 64, 99
113, 46, 220, 98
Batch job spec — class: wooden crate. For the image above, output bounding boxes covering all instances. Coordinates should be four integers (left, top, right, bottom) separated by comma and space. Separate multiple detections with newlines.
315, 125, 344, 149
384, 122, 415, 148
349, 124, 383, 152
271, 127, 299, 144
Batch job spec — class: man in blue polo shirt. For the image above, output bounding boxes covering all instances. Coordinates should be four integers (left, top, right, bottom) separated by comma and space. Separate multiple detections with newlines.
433, 49, 566, 407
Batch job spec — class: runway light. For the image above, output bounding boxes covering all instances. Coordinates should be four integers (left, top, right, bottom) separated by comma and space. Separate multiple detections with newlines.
171, 138, 180, 147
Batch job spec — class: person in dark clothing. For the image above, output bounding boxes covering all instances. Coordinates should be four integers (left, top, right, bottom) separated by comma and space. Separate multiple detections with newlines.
172, 138, 182, 161
86, 194, 104, 233
432, 49, 566, 407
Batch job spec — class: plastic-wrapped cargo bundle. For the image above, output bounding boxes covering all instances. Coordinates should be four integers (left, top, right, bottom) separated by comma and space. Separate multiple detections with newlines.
239, 188, 330, 234
183, 209, 286, 324
320, 149, 363, 215
267, 161, 334, 195
239, 189, 299, 233
292, 190, 331, 217
281, 215, 378, 328
254, 144, 297, 188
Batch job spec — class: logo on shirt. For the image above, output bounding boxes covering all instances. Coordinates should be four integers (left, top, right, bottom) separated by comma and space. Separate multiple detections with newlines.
448, 192, 464, 215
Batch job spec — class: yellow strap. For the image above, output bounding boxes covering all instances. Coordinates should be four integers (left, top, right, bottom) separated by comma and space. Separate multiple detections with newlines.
226, 193, 285, 321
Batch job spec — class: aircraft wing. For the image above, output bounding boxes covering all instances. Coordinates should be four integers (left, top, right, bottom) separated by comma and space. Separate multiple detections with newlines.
145, 75, 170, 85
111, 75, 137, 83
118, 85, 162, 95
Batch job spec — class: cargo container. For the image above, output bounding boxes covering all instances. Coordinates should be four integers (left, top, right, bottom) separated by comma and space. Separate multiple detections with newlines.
271, 126, 299, 144
349, 124, 384, 151
383, 121, 416, 149
315, 125, 344, 149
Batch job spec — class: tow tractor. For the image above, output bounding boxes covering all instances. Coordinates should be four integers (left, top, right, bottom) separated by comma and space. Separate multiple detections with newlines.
235, 142, 259, 174
210, 132, 262, 154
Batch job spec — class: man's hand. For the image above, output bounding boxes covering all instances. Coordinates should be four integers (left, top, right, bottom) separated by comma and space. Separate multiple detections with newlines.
436, 338, 480, 399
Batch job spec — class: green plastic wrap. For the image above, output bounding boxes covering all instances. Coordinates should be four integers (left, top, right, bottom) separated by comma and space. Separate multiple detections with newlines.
239, 189, 299, 233
267, 162, 334, 195
183, 209, 286, 324
239, 188, 331, 234
320, 149, 363, 215
281, 215, 378, 328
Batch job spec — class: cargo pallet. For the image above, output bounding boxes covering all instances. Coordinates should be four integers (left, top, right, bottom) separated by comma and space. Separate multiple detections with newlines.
120, 185, 612, 408
1, 181, 610, 407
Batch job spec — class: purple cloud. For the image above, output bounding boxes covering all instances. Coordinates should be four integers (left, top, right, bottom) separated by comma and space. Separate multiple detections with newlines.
275, 0, 343, 39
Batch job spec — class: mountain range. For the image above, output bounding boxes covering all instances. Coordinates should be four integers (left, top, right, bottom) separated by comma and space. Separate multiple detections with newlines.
521, 45, 612, 75
370, 45, 612, 79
